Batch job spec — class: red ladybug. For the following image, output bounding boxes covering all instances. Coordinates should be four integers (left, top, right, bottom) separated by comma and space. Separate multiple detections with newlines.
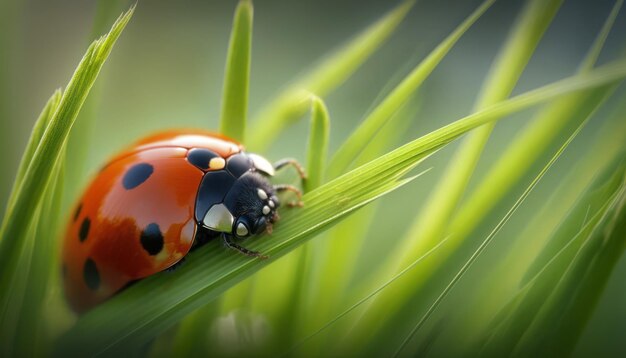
62, 130, 305, 313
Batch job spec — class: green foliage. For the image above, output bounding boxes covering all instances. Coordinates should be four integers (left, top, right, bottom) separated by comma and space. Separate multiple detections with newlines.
0, 7, 133, 356
219, 0, 253, 142
1, 1, 626, 357
247, 0, 415, 150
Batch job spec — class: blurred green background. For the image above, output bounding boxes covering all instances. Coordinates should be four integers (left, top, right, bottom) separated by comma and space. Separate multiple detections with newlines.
1, 0, 625, 355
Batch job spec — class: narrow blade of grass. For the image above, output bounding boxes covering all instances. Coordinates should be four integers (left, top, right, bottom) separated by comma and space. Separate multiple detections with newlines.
4, 90, 61, 211
65, 0, 130, 209
304, 95, 330, 192
393, 100, 591, 357
449, 0, 622, 248
327, 0, 496, 179
0, 4, 133, 347
13, 148, 66, 357
302, 97, 420, 336
247, 0, 414, 150
433, 4, 625, 347
275, 94, 330, 344
54, 61, 626, 354
219, 0, 253, 141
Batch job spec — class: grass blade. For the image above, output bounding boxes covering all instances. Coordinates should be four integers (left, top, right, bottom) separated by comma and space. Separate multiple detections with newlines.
449, 0, 622, 247
4, 90, 61, 210
304, 95, 330, 192
327, 0, 496, 178
247, 0, 414, 150
393, 99, 592, 357
0, 5, 133, 351
219, 0, 253, 141
340, 0, 563, 344
13, 148, 66, 357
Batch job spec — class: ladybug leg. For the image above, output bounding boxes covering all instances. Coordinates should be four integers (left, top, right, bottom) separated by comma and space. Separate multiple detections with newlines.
273, 158, 307, 183
273, 184, 304, 207
222, 234, 268, 259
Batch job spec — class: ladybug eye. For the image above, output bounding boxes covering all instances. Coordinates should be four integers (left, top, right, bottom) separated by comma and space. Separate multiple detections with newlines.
236, 222, 249, 237
254, 217, 267, 235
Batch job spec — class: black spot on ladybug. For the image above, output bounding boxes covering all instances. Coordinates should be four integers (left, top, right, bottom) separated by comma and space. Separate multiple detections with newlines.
79, 218, 90, 242
122, 163, 154, 190
226, 153, 253, 177
83, 258, 100, 290
187, 148, 219, 170
140, 223, 164, 255
73, 204, 82, 222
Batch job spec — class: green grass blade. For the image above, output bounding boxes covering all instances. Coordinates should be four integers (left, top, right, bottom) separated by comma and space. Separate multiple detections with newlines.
0, 5, 133, 345
53, 61, 626, 354
13, 147, 66, 357
4, 90, 61, 212
275, 95, 329, 344
65, 0, 130, 209
449, 0, 622, 248
247, 0, 414, 150
304, 95, 330, 192
327, 0, 496, 179
219, 0, 253, 141
577, 0, 623, 72
340, 0, 562, 344
393, 100, 592, 357
301, 97, 420, 335
433, 5, 624, 347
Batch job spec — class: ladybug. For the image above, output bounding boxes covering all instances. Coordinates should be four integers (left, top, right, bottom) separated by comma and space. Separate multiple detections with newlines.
62, 130, 305, 313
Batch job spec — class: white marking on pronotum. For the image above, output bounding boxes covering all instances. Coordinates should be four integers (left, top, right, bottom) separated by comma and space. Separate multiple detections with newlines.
262, 206, 270, 215
257, 188, 268, 200
202, 204, 234, 233
236, 222, 249, 237
249, 153, 276, 176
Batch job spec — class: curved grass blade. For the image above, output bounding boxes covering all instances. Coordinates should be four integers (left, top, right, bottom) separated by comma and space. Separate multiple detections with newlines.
304, 95, 330, 192
341, 0, 563, 344
53, 60, 626, 354
219, 0, 253, 141
327, 0, 496, 179
301, 97, 421, 336
449, 0, 622, 248
393, 102, 592, 357
13, 150, 66, 357
247, 0, 415, 150
0, 7, 133, 350
4, 90, 61, 211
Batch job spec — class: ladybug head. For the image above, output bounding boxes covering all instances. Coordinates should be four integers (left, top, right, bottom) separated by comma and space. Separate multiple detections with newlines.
225, 172, 280, 238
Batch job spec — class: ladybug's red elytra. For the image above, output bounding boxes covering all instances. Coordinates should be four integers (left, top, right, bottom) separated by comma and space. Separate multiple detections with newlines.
62, 130, 305, 313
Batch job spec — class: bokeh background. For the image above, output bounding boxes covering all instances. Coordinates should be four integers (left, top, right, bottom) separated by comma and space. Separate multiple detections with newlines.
1, 0, 625, 355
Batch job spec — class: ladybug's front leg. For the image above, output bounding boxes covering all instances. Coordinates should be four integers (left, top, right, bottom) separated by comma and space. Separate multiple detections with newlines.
222, 234, 268, 259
